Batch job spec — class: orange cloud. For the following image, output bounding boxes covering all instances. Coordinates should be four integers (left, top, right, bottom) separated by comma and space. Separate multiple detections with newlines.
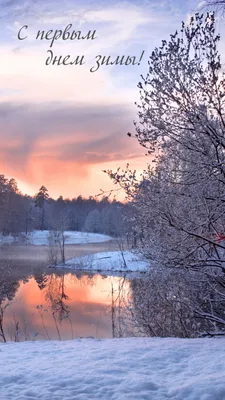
0, 101, 147, 198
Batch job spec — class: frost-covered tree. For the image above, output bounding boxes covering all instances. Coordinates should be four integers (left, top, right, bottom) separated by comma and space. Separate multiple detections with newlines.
83, 209, 101, 233
107, 13, 225, 335
129, 268, 217, 338
101, 204, 124, 237
204, 0, 225, 12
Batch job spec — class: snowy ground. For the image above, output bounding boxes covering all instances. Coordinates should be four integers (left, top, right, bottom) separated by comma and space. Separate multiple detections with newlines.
0, 231, 111, 246
57, 250, 149, 272
0, 337, 224, 400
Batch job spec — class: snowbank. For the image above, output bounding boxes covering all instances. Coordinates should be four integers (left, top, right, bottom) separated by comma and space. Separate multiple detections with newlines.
0, 234, 15, 245
57, 250, 149, 272
0, 337, 224, 400
0, 231, 112, 246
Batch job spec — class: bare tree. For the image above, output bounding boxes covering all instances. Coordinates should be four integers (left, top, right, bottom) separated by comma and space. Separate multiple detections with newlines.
203, 0, 225, 12
47, 231, 60, 266
48, 210, 71, 265
128, 268, 224, 338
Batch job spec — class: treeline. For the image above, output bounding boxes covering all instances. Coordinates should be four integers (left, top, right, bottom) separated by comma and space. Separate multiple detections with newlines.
0, 175, 126, 237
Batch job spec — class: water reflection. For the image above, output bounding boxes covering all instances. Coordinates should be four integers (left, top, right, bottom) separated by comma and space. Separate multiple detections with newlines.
0, 265, 132, 341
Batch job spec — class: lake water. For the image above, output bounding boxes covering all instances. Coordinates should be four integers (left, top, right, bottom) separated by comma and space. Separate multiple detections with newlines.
1, 269, 133, 341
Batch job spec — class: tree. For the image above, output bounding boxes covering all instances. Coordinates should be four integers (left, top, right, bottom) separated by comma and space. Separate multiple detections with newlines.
107, 12, 225, 335
23, 195, 35, 235
204, 1, 225, 12
35, 186, 49, 230
0, 177, 24, 235
49, 210, 71, 264
83, 209, 101, 233
129, 267, 216, 338
101, 204, 124, 237
134, 13, 225, 268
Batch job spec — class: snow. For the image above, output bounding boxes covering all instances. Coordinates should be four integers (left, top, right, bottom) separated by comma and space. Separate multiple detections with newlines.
57, 250, 149, 272
0, 234, 15, 245
0, 231, 112, 246
0, 337, 225, 400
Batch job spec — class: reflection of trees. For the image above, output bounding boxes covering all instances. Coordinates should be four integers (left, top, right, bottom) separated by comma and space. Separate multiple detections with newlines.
33, 271, 48, 291
69, 272, 98, 288
33, 272, 70, 340
45, 274, 69, 322
33, 269, 136, 340
108, 275, 130, 338
129, 270, 215, 338
33, 269, 71, 339
0, 262, 21, 303
0, 260, 31, 342
34, 269, 71, 323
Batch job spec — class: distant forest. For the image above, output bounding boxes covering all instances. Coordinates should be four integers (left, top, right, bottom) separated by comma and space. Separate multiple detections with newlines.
0, 174, 128, 238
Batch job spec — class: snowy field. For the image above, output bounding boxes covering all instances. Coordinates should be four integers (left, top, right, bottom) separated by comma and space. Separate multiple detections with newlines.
0, 230, 112, 246
0, 337, 224, 400
57, 250, 149, 272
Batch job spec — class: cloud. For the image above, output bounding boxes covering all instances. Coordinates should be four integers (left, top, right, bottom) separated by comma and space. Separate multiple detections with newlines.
0, 0, 207, 198
0, 101, 144, 192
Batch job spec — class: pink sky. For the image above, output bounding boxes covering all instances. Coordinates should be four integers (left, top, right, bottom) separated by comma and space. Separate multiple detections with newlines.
0, 0, 205, 199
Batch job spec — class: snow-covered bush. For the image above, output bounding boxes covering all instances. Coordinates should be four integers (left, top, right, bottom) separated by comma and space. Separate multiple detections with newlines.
129, 267, 225, 337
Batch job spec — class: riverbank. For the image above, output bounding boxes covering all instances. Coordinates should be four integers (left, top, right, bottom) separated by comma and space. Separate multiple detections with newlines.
57, 250, 149, 272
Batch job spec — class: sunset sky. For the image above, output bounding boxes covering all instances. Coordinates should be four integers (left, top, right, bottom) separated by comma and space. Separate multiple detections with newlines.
1, 0, 224, 199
